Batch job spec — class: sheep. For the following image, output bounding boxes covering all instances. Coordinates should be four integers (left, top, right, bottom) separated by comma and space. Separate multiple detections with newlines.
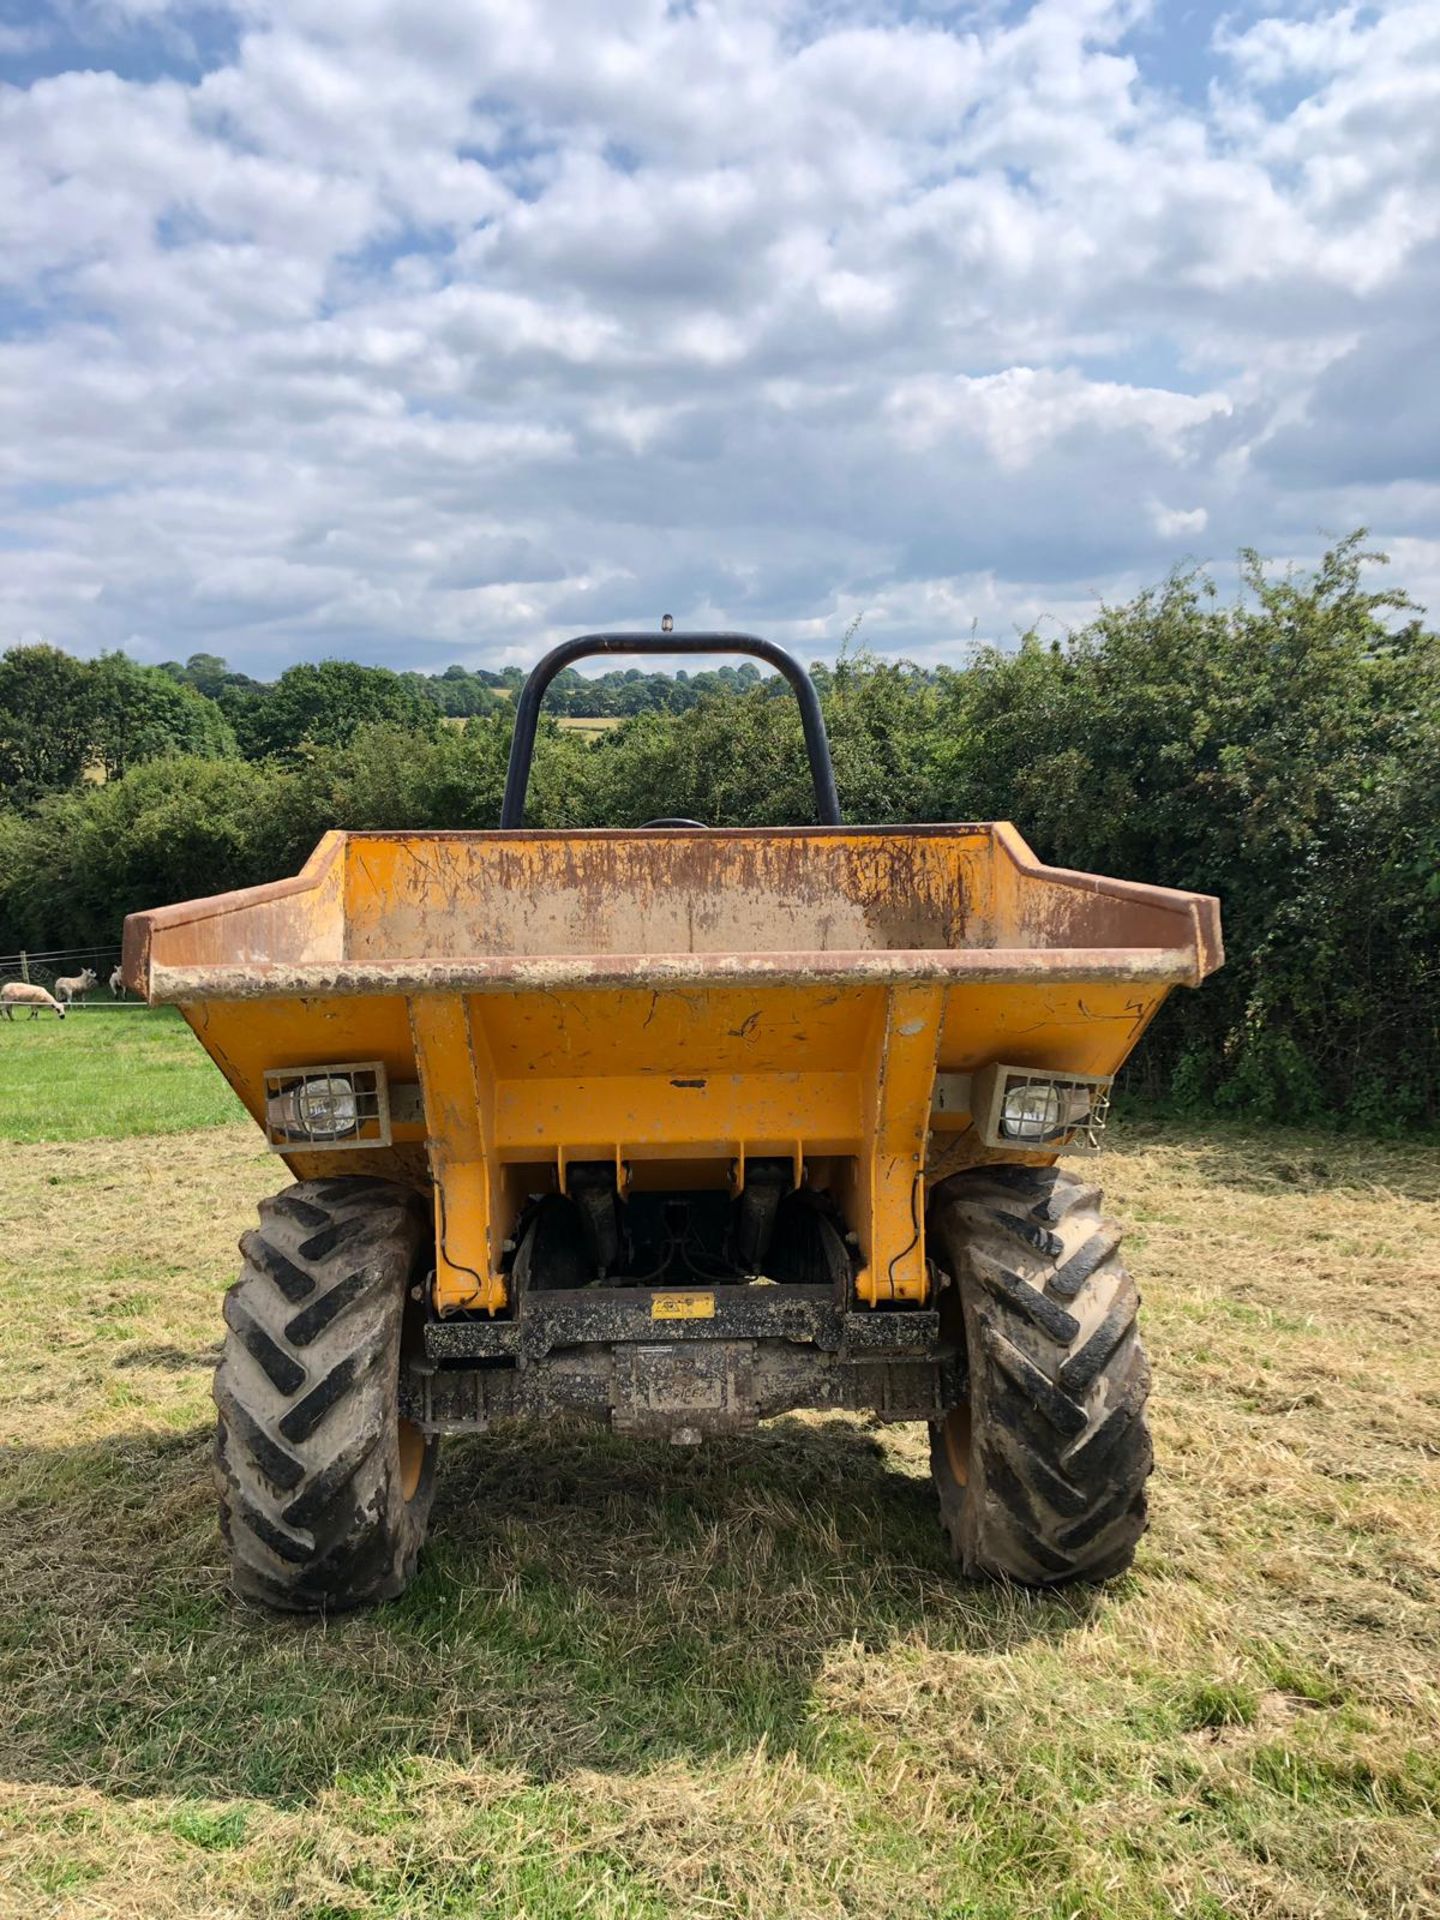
1, 981, 66, 1020
54, 967, 97, 1004
110, 964, 125, 998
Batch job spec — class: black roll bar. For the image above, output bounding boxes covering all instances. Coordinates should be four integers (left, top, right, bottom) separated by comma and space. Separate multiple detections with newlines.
499, 632, 843, 829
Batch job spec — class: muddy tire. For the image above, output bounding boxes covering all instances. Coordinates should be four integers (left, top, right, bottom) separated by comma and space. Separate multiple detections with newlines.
213, 1177, 440, 1613
928, 1165, 1151, 1585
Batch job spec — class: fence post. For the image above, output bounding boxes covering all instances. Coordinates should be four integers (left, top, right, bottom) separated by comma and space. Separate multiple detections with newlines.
19, 951, 28, 984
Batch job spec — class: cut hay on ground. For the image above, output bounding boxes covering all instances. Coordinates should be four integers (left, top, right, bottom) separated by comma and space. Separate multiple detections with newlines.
1, 1121, 1437, 1918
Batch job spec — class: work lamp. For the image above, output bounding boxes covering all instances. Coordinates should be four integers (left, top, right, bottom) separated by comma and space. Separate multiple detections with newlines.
949, 1063, 1113, 1152
263, 1062, 392, 1149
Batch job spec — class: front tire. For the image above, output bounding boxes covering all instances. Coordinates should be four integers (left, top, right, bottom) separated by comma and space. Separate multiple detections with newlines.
213, 1176, 440, 1612
928, 1165, 1151, 1585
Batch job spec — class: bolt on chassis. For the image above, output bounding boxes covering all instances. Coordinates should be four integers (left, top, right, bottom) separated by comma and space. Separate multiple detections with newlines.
123, 633, 1223, 1611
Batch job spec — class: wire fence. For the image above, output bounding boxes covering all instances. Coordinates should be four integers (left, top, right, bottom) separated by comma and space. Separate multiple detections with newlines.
0, 944, 135, 1005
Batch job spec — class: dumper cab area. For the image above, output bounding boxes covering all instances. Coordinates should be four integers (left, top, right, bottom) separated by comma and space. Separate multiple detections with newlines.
124, 634, 1221, 1612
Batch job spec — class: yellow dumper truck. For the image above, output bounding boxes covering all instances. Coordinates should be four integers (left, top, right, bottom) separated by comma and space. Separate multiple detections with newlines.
124, 634, 1222, 1612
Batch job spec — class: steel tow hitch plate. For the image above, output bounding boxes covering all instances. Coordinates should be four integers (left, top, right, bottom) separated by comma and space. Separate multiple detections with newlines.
614, 1341, 754, 1437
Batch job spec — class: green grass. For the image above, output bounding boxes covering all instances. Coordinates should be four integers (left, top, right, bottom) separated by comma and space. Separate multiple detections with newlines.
0, 1018, 1437, 1916
0, 1005, 242, 1141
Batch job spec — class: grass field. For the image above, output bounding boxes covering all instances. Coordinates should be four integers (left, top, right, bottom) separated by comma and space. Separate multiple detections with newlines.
0, 1007, 242, 1142
439, 711, 618, 736
0, 1022, 1438, 1918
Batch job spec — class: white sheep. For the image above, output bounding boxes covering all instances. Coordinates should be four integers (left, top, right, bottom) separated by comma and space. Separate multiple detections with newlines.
54, 967, 97, 1003
110, 964, 125, 998
1, 982, 67, 1020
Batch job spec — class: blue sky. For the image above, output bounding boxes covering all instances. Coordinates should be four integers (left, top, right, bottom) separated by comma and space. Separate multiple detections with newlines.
1, 0, 1437, 675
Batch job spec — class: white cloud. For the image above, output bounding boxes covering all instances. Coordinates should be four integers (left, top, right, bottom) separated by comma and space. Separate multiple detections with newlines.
0, 0, 1436, 674
1149, 502, 1208, 541
886, 367, 1229, 466
1214, 7, 1370, 87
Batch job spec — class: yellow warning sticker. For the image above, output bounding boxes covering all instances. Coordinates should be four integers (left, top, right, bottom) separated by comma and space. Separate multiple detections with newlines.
651, 1291, 716, 1321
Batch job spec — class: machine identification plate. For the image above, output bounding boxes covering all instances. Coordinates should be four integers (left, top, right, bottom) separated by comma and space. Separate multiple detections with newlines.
651, 1292, 716, 1321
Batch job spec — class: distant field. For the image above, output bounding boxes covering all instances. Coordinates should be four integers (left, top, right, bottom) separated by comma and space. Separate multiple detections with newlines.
0, 1006, 242, 1141
557, 714, 624, 734
1, 1014, 1437, 1917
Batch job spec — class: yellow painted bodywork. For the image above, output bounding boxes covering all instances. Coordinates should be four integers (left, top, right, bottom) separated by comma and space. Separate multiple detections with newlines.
130, 824, 1223, 1318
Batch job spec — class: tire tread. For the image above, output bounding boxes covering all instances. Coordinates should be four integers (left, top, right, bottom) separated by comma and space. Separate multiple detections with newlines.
928, 1165, 1152, 1587
213, 1177, 437, 1613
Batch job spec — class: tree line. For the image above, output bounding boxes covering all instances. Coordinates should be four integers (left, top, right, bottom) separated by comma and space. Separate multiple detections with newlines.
1, 534, 1436, 1128
0, 650, 779, 804
158, 650, 778, 746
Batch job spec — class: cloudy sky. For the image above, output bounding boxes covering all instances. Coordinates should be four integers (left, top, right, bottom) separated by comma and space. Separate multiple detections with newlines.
1, 0, 1437, 676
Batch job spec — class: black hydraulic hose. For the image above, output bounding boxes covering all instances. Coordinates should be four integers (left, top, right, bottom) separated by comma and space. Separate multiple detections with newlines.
499, 631, 843, 829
